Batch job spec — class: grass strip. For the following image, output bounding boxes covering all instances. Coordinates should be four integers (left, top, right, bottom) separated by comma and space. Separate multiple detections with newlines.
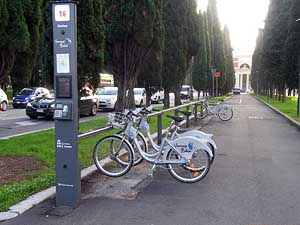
257, 95, 299, 122
0, 108, 176, 211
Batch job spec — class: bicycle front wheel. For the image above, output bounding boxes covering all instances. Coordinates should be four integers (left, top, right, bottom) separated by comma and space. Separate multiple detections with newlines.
93, 135, 134, 177
167, 149, 210, 183
116, 131, 147, 166
218, 106, 233, 121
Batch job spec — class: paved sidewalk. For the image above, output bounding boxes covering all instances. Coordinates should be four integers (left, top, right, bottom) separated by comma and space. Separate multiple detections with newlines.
2, 94, 300, 225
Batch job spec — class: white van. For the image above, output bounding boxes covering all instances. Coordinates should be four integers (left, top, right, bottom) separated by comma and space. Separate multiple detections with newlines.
0, 88, 8, 111
180, 85, 192, 99
134, 88, 146, 106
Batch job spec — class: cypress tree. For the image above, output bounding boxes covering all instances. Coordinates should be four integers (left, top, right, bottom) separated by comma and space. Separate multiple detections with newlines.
285, 0, 300, 93
105, 0, 164, 111
162, 0, 200, 108
34, 0, 53, 88
262, 0, 292, 99
192, 12, 208, 97
77, 0, 105, 89
11, 0, 44, 94
137, 0, 164, 106
251, 29, 264, 94
203, 12, 212, 95
222, 26, 235, 94
0, 0, 30, 90
207, 0, 225, 95
0, 0, 9, 87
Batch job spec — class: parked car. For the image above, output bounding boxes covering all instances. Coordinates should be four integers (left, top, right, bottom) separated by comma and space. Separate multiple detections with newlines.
151, 89, 164, 104
134, 88, 146, 106
78, 87, 99, 116
13, 87, 50, 108
96, 87, 118, 110
0, 88, 8, 111
233, 88, 241, 95
180, 85, 192, 99
26, 88, 99, 119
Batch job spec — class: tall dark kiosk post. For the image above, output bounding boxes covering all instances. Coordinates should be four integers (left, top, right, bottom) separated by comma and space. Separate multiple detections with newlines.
52, 1, 81, 208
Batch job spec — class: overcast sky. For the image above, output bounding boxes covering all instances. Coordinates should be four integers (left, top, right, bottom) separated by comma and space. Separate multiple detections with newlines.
197, 0, 270, 56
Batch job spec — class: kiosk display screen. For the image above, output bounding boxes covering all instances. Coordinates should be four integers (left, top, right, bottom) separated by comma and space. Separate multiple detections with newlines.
56, 76, 72, 98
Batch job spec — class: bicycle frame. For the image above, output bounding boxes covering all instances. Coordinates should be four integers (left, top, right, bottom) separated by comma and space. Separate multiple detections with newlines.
138, 114, 217, 154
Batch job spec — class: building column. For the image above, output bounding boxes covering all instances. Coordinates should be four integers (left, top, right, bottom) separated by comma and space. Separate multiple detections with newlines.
240, 74, 243, 89
246, 74, 250, 91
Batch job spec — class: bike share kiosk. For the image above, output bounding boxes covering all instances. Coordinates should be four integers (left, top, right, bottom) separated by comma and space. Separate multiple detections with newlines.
52, 0, 80, 207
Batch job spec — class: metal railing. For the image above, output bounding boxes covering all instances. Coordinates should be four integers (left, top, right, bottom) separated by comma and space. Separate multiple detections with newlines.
78, 101, 203, 144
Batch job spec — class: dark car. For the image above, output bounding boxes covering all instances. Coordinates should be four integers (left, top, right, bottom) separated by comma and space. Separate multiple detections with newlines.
13, 87, 50, 108
233, 88, 241, 95
26, 88, 99, 119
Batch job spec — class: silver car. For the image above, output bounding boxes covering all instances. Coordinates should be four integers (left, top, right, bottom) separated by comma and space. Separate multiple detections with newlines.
96, 87, 118, 110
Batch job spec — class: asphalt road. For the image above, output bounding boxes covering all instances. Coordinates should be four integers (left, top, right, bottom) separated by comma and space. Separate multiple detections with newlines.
0, 93, 184, 139
0, 108, 108, 139
3, 94, 300, 225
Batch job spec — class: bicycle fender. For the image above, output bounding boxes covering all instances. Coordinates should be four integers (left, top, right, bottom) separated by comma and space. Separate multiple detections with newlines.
177, 131, 217, 150
170, 136, 214, 159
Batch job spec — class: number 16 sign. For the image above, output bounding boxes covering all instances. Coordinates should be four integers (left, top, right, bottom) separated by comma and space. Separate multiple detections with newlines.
55, 5, 70, 22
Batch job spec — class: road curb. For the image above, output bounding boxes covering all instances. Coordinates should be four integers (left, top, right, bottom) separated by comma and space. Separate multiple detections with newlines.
255, 96, 300, 128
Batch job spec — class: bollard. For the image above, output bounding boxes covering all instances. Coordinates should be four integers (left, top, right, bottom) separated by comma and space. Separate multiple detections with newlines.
194, 103, 198, 123
175, 109, 179, 126
157, 113, 162, 145
186, 106, 190, 128
200, 104, 203, 118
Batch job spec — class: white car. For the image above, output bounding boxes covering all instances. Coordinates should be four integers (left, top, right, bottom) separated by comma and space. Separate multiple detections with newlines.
96, 87, 118, 110
0, 88, 8, 111
134, 88, 146, 106
151, 90, 164, 104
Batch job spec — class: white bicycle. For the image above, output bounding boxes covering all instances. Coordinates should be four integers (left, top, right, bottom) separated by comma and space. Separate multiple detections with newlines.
134, 107, 217, 164
194, 98, 233, 121
93, 111, 212, 183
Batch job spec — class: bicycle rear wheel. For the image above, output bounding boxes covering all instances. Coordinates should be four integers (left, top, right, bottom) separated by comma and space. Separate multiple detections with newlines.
194, 104, 208, 119
218, 106, 233, 121
167, 149, 210, 183
93, 135, 134, 177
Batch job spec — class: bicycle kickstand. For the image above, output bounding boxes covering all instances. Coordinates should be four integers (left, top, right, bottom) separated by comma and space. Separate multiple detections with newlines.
148, 164, 157, 178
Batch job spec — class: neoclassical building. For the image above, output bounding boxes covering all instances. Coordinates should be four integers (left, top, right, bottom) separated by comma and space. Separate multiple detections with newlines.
233, 55, 252, 92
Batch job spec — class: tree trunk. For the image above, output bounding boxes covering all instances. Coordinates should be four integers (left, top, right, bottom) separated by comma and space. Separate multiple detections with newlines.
164, 89, 170, 109
126, 79, 136, 110
288, 89, 292, 96
146, 87, 151, 106
115, 76, 126, 112
282, 83, 287, 103
190, 89, 194, 100
270, 85, 274, 99
174, 87, 182, 106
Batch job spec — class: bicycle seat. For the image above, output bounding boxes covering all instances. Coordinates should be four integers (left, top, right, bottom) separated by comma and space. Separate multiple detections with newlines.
178, 110, 192, 116
166, 115, 185, 123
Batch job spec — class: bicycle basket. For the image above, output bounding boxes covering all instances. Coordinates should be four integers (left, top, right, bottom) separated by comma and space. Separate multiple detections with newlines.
107, 112, 127, 128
